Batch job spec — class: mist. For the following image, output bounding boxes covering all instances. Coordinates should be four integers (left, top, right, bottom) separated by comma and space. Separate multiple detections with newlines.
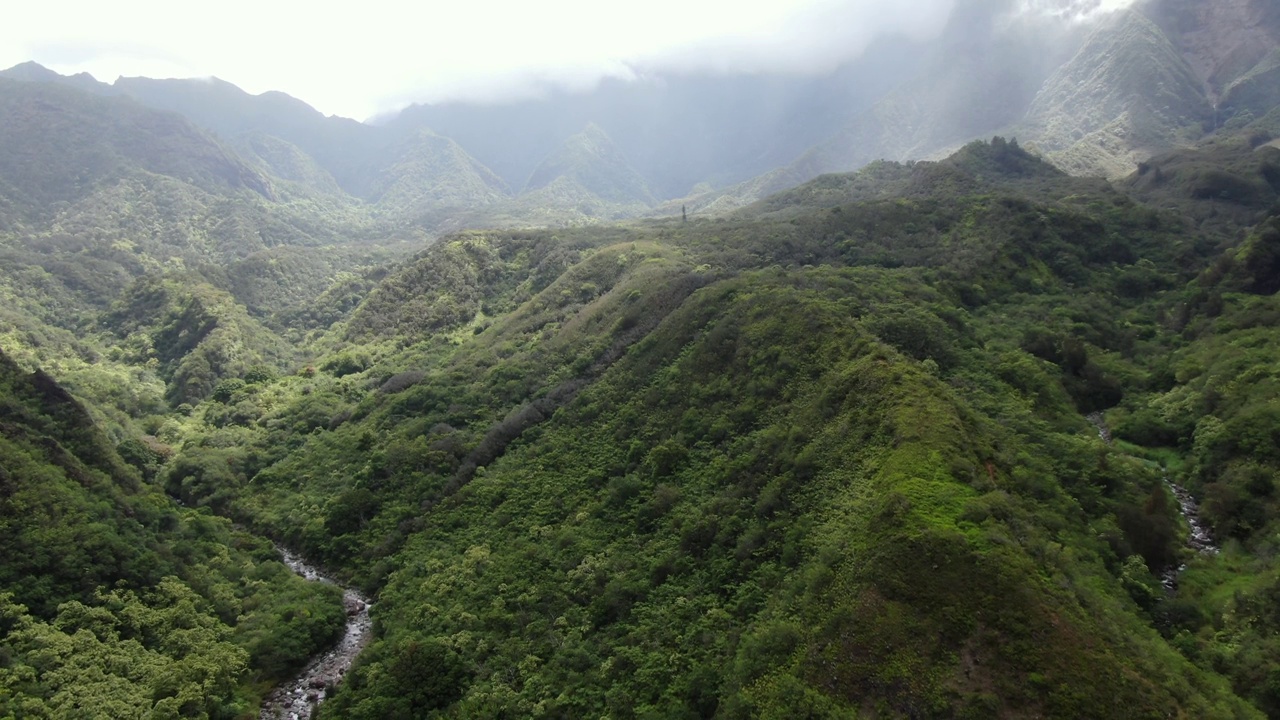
4, 0, 1142, 121
1014, 0, 1140, 22
6, 0, 964, 120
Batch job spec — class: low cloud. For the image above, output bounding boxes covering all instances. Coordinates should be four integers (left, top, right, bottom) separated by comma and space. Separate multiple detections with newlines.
369, 0, 959, 114
3, 0, 1127, 120
3, 0, 966, 118
1014, 0, 1139, 22
624, 0, 958, 76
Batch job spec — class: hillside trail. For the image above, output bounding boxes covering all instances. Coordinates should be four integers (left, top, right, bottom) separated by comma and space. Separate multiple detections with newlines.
1086, 413, 1218, 590
259, 547, 373, 720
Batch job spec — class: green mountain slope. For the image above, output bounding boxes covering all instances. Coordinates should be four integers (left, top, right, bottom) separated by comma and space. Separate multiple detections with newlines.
110, 74, 382, 194
100, 274, 297, 405
682, 0, 1279, 216
0, 66, 519, 231
523, 124, 654, 207
369, 130, 510, 223
1222, 47, 1280, 120
6, 43, 1280, 715
1019, 10, 1213, 177
0, 59, 111, 94
128, 138, 1280, 717
233, 130, 347, 197
319, 268, 1249, 718
1150, 0, 1280, 111
0, 77, 409, 424
0, 79, 274, 221
1121, 129, 1280, 233
794, 11, 1076, 178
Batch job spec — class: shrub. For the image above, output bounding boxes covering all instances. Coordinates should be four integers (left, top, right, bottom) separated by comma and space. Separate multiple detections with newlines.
211, 378, 246, 403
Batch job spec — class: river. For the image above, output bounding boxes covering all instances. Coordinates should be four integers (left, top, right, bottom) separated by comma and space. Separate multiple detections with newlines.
1157, 472, 1219, 590
259, 547, 373, 720
1085, 413, 1218, 589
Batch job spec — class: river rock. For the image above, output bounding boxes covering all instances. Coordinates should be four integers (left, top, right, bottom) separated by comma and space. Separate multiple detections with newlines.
260, 545, 374, 720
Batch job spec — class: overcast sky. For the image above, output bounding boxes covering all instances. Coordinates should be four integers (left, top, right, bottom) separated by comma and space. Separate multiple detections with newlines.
3, 0, 1136, 121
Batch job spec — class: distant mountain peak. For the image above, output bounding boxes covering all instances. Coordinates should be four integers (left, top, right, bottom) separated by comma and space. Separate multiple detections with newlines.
368, 130, 509, 218
578, 122, 610, 141
1018, 7, 1212, 176
1, 61, 109, 93
1, 61, 61, 81
523, 124, 653, 205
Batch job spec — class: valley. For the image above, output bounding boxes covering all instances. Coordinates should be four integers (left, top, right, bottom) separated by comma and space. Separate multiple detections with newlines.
3, 0, 1280, 717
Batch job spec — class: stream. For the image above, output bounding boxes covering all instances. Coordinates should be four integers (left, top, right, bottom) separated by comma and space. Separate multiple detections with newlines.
1086, 413, 1218, 590
259, 546, 373, 720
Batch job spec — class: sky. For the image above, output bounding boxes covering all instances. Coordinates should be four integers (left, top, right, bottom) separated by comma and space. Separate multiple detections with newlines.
2, 0, 1135, 121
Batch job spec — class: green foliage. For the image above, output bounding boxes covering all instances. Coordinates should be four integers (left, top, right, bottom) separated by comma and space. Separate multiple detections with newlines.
1124, 136, 1280, 235
327, 635, 469, 718
101, 275, 297, 405
211, 378, 246, 403
81, 137, 1268, 718
320, 351, 370, 378
0, 584, 249, 719
10, 129, 1280, 717
116, 436, 170, 481
0, 348, 344, 714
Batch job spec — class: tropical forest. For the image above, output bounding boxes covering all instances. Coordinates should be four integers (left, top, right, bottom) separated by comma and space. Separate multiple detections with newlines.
3, 0, 1280, 718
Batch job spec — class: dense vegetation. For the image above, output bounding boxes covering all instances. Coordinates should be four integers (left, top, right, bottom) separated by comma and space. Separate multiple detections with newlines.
0, 75, 395, 718
0, 349, 345, 718
4, 39, 1280, 717
6, 132, 1256, 717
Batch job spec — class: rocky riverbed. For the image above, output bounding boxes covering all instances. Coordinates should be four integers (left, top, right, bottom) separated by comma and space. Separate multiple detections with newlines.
259, 547, 373, 720
1159, 473, 1219, 590
1086, 413, 1218, 590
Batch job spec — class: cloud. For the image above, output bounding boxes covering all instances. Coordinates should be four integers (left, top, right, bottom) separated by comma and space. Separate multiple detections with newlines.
371, 0, 960, 112
1013, 0, 1139, 23
1, 0, 1118, 120
2, 0, 964, 119
632, 0, 958, 76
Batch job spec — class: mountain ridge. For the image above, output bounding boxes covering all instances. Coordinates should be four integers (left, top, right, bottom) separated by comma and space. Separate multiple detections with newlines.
0, 78, 276, 216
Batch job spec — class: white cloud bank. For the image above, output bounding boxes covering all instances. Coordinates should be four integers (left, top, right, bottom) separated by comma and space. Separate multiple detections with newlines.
1015, 0, 1139, 23
1, 0, 1135, 120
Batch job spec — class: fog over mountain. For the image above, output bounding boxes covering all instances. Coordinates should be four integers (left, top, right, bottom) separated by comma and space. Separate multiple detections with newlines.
6, 0, 1271, 223
7, 0, 969, 120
